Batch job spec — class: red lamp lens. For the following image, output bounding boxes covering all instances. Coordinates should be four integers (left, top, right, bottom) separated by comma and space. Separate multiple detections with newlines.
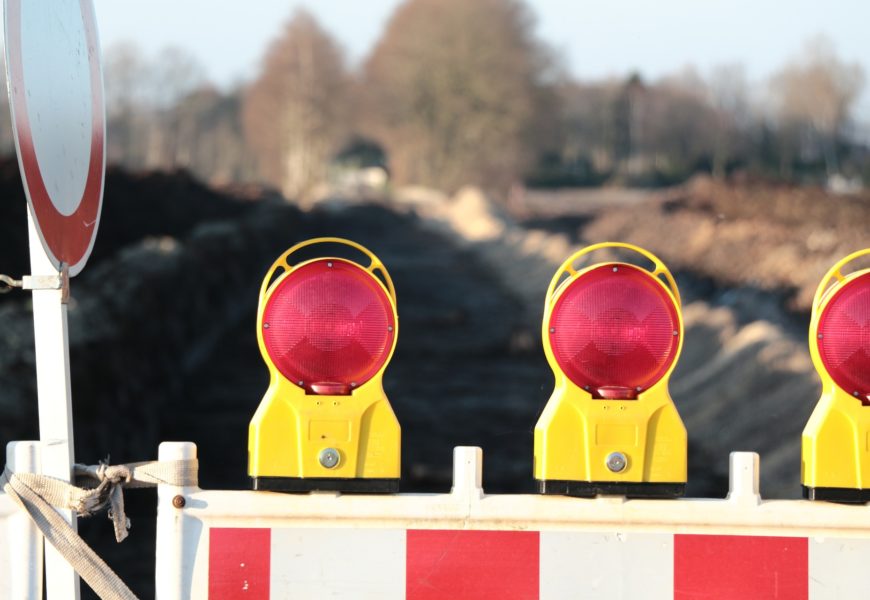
261, 259, 395, 394
548, 264, 680, 398
817, 272, 870, 401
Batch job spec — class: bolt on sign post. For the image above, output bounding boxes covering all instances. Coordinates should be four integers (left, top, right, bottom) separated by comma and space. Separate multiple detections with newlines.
4, 0, 106, 598
534, 242, 687, 497
802, 249, 870, 502
249, 238, 401, 492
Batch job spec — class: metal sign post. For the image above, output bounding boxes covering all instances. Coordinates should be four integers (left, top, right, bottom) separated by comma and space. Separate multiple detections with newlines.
4, 1, 106, 598
27, 211, 78, 599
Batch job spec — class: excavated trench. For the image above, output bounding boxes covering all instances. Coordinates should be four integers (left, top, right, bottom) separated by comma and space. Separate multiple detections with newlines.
1, 165, 859, 597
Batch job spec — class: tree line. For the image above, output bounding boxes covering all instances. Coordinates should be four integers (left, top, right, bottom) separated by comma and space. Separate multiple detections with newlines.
0, 0, 867, 199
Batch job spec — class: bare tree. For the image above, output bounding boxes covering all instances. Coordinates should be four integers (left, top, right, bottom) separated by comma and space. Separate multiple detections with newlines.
104, 42, 209, 171
243, 10, 351, 200
556, 79, 619, 173
103, 42, 153, 168
362, 0, 555, 193
148, 47, 207, 169
649, 74, 719, 175
172, 87, 256, 184
772, 36, 865, 174
708, 64, 750, 179
551, 70, 722, 184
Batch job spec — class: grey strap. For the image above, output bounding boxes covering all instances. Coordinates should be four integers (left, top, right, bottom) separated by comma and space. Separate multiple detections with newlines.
2, 459, 198, 599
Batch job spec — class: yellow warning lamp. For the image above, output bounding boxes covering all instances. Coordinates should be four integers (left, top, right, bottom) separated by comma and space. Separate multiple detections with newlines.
534, 242, 687, 497
248, 237, 400, 492
802, 249, 870, 502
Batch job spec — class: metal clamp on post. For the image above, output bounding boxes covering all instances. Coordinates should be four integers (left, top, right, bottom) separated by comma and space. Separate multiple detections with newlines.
27, 264, 70, 304
1, 265, 70, 303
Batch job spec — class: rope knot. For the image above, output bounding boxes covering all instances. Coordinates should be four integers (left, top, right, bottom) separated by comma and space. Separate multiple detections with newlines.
1, 457, 196, 600
74, 460, 133, 542
97, 464, 132, 485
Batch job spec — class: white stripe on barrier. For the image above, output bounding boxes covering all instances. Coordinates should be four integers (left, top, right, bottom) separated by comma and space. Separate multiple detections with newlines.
200, 528, 870, 599
809, 537, 870, 599
540, 531, 673, 600
271, 528, 405, 598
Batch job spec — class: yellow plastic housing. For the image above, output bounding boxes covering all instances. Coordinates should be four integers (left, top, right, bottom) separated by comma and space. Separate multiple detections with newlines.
534, 242, 687, 489
248, 238, 400, 483
802, 249, 870, 496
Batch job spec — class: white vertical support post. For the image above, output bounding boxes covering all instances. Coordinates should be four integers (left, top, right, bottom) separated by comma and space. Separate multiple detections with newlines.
27, 212, 79, 599
7, 441, 44, 600
156, 442, 198, 600
451, 446, 484, 500
726, 451, 761, 505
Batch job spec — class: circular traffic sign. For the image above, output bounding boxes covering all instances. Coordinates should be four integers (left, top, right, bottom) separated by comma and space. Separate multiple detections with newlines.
4, 0, 105, 276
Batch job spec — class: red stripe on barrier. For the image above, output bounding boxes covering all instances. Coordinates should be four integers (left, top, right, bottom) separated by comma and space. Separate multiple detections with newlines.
674, 534, 808, 600
209, 528, 271, 600
407, 530, 539, 600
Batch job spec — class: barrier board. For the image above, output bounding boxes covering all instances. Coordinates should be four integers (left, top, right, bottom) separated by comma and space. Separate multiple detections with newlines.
155, 443, 870, 600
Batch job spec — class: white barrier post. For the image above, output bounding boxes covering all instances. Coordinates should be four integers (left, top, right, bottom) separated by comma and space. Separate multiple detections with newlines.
27, 211, 80, 599
451, 446, 483, 500
726, 451, 762, 505
6, 441, 44, 600
156, 442, 198, 600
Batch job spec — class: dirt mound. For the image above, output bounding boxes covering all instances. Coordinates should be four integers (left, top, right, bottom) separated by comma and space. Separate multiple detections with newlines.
0, 172, 545, 597
0, 159, 254, 302
417, 184, 822, 498
580, 177, 870, 312
0, 168, 851, 596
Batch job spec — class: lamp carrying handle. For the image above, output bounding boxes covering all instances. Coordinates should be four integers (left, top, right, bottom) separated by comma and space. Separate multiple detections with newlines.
544, 242, 681, 308
812, 248, 870, 319
258, 237, 397, 305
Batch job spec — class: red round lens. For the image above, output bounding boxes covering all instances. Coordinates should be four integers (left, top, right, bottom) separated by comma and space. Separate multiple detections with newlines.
262, 259, 395, 394
548, 264, 680, 398
817, 272, 870, 401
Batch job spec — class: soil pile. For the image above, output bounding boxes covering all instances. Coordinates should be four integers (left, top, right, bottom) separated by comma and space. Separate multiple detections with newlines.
414, 183, 827, 498
0, 165, 543, 597
542, 177, 870, 312
0, 164, 861, 596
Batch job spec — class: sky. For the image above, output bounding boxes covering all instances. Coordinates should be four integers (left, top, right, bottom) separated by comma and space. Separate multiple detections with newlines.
92, 0, 869, 120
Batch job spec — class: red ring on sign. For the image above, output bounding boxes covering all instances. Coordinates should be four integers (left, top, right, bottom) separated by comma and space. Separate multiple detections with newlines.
6, 0, 105, 274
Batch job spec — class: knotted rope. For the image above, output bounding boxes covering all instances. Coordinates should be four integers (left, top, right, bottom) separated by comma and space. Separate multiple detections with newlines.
1, 458, 197, 600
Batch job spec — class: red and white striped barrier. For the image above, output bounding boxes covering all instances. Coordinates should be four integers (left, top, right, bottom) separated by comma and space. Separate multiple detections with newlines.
155, 443, 870, 600
207, 527, 868, 599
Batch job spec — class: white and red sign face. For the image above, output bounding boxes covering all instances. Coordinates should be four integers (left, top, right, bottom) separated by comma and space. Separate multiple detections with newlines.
207, 527, 867, 599
4, 0, 105, 276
